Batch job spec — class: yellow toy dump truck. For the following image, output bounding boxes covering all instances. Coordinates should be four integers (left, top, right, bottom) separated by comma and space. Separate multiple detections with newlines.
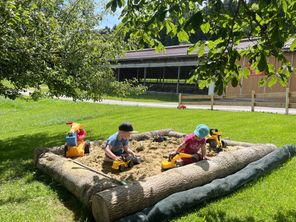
112, 156, 141, 172
64, 122, 90, 158
161, 152, 193, 170
206, 128, 226, 152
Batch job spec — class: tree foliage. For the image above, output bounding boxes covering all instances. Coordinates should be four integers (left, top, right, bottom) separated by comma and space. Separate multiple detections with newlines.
0, 0, 145, 100
108, 0, 296, 94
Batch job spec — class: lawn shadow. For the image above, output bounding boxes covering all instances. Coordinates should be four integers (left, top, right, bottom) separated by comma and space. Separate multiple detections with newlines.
199, 209, 256, 222
0, 132, 99, 222
0, 133, 64, 162
0, 133, 64, 183
194, 208, 296, 222
0, 196, 30, 206
273, 210, 296, 222
33, 170, 94, 222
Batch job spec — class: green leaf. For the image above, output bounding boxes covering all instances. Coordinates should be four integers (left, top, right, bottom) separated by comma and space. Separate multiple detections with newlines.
243, 67, 251, 78
208, 41, 215, 50
251, 3, 259, 11
214, 38, 224, 46
171, 23, 177, 36
258, 54, 267, 72
243, 67, 250, 78
198, 80, 207, 89
188, 43, 199, 54
179, 17, 185, 25
189, 2, 195, 10
24, 19, 30, 25
143, 33, 153, 46
258, 78, 266, 87
107, 0, 117, 12
7, 2, 16, 9
200, 22, 210, 34
231, 77, 238, 87
188, 73, 197, 83
198, 43, 205, 58
118, 0, 125, 8
165, 21, 172, 34
255, 14, 263, 25
155, 6, 167, 22
177, 30, 189, 42
290, 38, 296, 51
271, 28, 284, 48
268, 76, 277, 88
215, 78, 224, 95
267, 63, 275, 75
166, 21, 177, 36
155, 42, 165, 52
106, 1, 114, 11
184, 11, 203, 31
238, 69, 243, 79
281, 0, 288, 13
31, 3, 38, 10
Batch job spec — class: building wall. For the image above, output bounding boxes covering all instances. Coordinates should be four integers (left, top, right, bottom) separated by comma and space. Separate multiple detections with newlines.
226, 52, 295, 96
115, 51, 295, 96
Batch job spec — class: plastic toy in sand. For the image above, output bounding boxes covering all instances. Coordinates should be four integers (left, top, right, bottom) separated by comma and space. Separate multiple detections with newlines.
64, 122, 90, 158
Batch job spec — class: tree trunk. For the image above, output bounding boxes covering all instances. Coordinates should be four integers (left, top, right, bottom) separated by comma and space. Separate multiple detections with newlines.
223, 139, 254, 147
34, 145, 65, 165
130, 129, 173, 141
91, 144, 276, 222
36, 152, 118, 207
167, 131, 185, 138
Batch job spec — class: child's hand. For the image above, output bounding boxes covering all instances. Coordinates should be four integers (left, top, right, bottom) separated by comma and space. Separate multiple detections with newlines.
114, 156, 122, 161
168, 151, 177, 161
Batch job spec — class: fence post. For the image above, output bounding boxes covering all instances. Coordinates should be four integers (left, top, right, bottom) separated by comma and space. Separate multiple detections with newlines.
251, 90, 255, 112
210, 94, 214, 110
285, 88, 289, 115
178, 93, 182, 106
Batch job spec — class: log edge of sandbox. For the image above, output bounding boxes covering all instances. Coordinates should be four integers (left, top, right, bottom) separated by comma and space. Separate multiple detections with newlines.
91, 143, 276, 222
33, 129, 269, 222
33, 129, 183, 207
35, 151, 119, 207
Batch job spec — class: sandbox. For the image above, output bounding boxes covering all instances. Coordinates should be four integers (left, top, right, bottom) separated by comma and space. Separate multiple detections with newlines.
34, 129, 276, 222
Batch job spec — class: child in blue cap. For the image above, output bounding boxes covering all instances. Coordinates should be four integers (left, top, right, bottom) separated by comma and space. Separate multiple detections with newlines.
169, 124, 209, 165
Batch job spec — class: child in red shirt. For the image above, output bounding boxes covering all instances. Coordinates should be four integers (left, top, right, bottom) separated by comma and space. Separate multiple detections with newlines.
170, 124, 209, 165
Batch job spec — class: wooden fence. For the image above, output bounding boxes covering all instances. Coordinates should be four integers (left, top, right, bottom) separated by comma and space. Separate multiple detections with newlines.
178, 88, 296, 115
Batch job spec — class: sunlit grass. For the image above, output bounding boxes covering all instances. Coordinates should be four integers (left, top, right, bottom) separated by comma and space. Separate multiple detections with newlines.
0, 96, 295, 221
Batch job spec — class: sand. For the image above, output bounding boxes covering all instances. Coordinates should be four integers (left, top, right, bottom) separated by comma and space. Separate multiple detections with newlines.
76, 136, 241, 182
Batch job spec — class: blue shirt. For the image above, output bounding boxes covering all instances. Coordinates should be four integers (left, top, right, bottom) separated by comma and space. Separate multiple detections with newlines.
106, 132, 128, 153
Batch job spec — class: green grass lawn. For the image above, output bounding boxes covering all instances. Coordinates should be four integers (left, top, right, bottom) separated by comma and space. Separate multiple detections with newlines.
0, 97, 295, 222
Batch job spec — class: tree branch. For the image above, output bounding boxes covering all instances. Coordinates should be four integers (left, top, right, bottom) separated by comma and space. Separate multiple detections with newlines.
240, 0, 265, 30
61, 0, 83, 29
221, 0, 241, 56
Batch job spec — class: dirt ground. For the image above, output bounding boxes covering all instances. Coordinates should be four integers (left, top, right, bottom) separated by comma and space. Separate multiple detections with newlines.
76, 136, 241, 182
